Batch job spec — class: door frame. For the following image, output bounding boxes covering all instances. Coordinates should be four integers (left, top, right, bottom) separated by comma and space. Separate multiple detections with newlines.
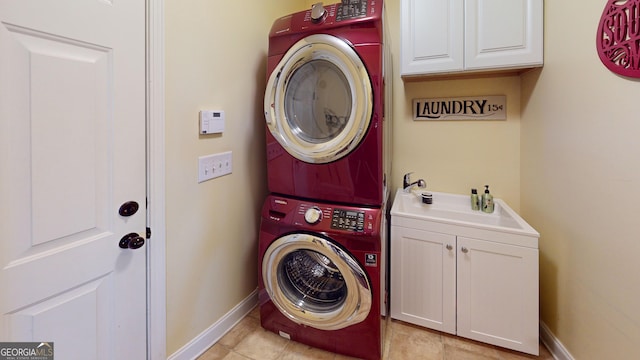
147, 0, 167, 358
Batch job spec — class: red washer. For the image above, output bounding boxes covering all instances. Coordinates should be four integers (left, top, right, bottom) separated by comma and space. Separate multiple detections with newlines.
258, 194, 387, 360
264, 1, 390, 206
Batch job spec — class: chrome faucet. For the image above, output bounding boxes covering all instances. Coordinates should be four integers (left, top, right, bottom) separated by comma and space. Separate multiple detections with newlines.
403, 172, 426, 192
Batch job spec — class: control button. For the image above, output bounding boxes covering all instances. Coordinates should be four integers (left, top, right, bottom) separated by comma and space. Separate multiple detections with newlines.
304, 206, 323, 224
311, 2, 328, 23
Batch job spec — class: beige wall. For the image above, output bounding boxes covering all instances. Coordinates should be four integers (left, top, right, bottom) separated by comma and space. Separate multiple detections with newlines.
384, 1, 522, 209
521, 1, 640, 358
164, 0, 301, 355
166, 0, 640, 357
164, 0, 522, 355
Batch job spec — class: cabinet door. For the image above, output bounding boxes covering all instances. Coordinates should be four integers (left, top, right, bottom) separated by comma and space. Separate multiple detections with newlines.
400, 0, 464, 76
456, 237, 539, 355
390, 226, 456, 334
464, 0, 543, 70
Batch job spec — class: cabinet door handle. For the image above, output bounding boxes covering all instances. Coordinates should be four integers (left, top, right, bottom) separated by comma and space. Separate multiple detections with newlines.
461, 247, 469, 253
446, 244, 453, 251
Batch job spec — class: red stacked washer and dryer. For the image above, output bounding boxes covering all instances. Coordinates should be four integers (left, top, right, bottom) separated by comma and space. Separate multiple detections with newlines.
258, 1, 391, 359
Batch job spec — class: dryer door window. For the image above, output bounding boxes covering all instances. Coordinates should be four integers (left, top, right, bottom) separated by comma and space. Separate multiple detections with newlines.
262, 233, 372, 331
265, 34, 373, 164
284, 59, 352, 144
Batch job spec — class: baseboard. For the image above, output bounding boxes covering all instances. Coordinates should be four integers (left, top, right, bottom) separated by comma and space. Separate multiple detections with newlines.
540, 321, 575, 360
168, 289, 259, 360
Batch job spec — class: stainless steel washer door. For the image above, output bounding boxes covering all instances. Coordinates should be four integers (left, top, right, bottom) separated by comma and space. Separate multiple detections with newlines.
264, 34, 373, 164
262, 233, 372, 330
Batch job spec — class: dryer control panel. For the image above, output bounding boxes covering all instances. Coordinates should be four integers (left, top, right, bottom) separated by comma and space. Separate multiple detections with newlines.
268, 0, 382, 38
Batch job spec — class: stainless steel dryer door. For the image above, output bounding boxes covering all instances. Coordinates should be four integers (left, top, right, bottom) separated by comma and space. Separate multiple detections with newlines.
264, 34, 373, 164
262, 233, 372, 330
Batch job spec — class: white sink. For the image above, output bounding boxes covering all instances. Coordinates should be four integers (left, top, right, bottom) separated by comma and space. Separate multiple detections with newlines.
390, 188, 539, 237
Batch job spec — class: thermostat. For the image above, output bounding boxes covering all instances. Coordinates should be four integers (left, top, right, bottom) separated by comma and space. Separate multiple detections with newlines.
199, 110, 225, 134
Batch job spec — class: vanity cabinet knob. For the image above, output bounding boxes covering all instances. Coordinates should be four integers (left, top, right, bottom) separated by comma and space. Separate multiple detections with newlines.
461, 247, 469, 253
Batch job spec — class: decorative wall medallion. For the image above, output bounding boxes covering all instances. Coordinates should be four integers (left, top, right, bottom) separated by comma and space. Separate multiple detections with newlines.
596, 0, 640, 78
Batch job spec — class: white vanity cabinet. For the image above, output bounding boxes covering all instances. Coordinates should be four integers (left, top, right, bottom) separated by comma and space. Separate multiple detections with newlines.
400, 0, 544, 77
390, 227, 457, 334
390, 189, 540, 355
456, 236, 539, 354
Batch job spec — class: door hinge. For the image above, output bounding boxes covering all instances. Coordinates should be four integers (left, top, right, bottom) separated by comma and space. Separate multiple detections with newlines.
146, 227, 151, 239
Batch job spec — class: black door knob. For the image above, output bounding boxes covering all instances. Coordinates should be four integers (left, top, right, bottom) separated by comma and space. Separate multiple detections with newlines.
119, 232, 145, 249
119, 201, 140, 217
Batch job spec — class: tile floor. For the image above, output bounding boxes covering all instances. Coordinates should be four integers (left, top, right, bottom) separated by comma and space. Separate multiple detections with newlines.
198, 306, 554, 360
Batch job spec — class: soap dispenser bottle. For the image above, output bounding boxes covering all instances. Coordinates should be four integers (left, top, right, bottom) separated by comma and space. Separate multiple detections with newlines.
471, 188, 480, 211
481, 185, 494, 213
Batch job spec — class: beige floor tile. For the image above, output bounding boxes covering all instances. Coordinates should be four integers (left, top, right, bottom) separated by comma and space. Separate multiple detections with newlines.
233, 327, 290, 360
498, 343, 554, 360
218, 315, 260, 349
220, 351, 253, 360
389, 319, 443, 340
386, 322, 444, 360
382, 324, 393, 359
444, 344, 498, 360
247, 306, 260, 319
442, 334, 501, 359
279, 341, 337, 360
201, 311, 554, 360
198, 343, 230, 360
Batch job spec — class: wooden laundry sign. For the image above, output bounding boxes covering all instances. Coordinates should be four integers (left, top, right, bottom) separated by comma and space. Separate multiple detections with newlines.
413, 95, 506, 121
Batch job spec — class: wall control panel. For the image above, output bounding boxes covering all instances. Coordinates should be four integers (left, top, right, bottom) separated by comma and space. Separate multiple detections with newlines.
199, 110, 225, 134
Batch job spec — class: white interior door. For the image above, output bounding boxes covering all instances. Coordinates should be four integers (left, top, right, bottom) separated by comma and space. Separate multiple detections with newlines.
0, 0, 147, 359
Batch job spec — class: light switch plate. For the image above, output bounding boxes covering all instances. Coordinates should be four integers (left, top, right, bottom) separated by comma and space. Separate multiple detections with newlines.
198, 151, 232, 182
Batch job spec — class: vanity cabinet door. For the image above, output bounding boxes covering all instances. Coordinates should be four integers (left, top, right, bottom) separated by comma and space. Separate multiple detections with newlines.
400, 0, 543, 76
456, 236, 539, 355
465, 0, 544, 71
390, 226, 456, 334
400, 0, 464, 76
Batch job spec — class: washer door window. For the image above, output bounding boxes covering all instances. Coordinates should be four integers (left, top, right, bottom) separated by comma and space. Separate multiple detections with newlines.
262, 233, 372, 330
264, 34, 373, 164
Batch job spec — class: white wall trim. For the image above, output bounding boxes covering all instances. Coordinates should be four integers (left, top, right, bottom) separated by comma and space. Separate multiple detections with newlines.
147, 0, 167, 359
540, 321, 575, 360
167, 290, 259, 360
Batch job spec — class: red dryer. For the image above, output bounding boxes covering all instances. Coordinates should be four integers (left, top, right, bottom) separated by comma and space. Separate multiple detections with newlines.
264, 0, 391, 207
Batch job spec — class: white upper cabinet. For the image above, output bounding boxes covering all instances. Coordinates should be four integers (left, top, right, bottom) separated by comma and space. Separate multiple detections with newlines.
400, 0, 543, 77
400, 0, 464, 75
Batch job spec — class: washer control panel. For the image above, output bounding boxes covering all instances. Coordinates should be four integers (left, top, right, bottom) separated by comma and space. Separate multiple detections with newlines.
288, 200, 380, 234
331, 209, 365, 232
336, 0, 369, 22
